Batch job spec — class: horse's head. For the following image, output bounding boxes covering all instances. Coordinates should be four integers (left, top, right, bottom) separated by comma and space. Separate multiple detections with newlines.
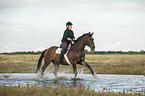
85, 32, 95, 50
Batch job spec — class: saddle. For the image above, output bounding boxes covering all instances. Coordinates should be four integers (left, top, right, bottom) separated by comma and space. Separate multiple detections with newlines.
56, 47, 71, 65
56, 44, 69, 54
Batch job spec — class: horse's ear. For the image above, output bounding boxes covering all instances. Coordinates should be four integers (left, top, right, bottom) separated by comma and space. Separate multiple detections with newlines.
89, 32, 91, 34
91, 32, 94, 36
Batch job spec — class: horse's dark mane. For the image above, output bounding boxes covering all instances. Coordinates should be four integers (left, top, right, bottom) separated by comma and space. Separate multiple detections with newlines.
74, 33, 89, 44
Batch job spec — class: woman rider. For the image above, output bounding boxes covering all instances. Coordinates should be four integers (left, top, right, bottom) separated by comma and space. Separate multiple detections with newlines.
58, 22, 75, 62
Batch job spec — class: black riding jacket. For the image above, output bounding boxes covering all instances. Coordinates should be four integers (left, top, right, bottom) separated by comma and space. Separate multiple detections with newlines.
61, 28, 75, 44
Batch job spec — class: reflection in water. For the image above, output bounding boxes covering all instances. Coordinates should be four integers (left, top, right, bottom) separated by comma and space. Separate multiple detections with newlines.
38, 77, 84, 88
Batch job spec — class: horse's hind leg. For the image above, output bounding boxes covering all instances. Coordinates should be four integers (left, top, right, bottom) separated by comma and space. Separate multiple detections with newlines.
72, 63, 77, 78
41, 59, 51, 75
52, 60, 59, 77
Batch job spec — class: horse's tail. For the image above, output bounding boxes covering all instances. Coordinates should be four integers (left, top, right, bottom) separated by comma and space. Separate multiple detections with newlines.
36, 49, 47, 73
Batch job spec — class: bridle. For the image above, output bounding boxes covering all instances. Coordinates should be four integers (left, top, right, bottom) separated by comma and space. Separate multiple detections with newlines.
86, 35, 94, 46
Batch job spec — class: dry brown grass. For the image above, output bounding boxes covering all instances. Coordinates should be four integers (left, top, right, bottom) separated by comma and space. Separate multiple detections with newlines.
0, 85, 143, 96
86, 54, 145, 75
0, 54, 145, 75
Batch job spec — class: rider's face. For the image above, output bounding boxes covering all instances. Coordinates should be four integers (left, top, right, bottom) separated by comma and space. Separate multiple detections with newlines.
68, 25, 72, 30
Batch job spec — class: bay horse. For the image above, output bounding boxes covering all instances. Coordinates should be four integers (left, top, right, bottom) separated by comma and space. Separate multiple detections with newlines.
36, 32, 97, 79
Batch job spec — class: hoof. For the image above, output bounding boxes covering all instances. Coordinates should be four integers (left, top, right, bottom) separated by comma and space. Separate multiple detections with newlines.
93, 75, 98, 79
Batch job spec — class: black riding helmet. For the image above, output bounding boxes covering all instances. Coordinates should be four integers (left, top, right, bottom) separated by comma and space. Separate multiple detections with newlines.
66, 22, 73, 26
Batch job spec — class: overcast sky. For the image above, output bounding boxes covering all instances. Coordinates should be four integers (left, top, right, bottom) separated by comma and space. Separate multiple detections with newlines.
0, 0, 145, 53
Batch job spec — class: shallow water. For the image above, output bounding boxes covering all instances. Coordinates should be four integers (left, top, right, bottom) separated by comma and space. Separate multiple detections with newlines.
0, 73, 144, 94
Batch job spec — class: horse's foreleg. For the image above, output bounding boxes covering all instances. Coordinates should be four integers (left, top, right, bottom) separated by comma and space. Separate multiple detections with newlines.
52, 61, 59, 77
81, 61, 97, 79
72, 63, 77, 78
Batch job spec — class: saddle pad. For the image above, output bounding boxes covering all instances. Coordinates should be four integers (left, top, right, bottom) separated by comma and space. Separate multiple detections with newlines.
56, 48, 62, 54
55, 48, 71, 65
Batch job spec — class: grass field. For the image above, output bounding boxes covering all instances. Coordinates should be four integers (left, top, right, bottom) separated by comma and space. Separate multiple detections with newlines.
0, 54, 145, 75
0, 85, 143, 96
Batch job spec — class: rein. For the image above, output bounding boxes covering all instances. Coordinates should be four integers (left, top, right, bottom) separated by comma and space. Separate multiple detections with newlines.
72, 35, 93, 49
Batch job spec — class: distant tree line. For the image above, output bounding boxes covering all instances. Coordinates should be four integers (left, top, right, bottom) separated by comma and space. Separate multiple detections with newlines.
0, 51, 42, 55
85, 50, 145, 54
0, 50, 145, 55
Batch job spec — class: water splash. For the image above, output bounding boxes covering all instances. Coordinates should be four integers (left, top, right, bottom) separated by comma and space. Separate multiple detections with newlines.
93, 66, 97, 74
77, 68, 83, 74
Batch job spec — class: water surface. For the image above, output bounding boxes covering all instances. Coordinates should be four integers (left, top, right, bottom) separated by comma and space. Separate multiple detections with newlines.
0, 73, 144, 94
